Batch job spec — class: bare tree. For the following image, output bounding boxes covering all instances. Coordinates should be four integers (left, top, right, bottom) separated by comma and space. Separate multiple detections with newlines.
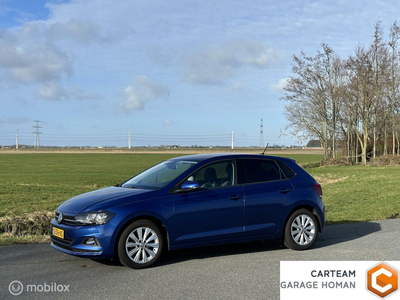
388, 21, 400, 155
283, 20, 400, 163
370, 21, 390, 158
346, 46, 376, 165
282, 45, 343, 159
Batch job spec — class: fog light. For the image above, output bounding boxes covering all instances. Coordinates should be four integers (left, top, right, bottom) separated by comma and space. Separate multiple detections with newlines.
82, 238, 99, 246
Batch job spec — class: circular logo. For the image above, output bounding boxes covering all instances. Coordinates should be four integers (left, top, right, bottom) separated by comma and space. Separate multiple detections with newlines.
9, 280, 23, 296
57, 212, 63, 224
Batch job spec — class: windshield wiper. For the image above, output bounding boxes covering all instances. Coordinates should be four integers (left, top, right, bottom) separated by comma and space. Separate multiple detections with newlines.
120, 185, 139, 189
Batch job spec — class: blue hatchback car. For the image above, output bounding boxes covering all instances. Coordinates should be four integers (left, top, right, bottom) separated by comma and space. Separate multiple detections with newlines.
50, 153, 325, 269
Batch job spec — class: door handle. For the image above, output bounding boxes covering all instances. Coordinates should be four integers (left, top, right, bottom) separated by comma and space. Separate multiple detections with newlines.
279, 188, 291, 194
229, 194, 242, 200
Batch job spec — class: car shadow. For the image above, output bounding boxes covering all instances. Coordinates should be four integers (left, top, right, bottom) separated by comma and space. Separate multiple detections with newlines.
312, 220, 381, 248
160, 239, 284, 267
159, 221, 382, 266
91, 221, 382, 268
88, 240, 284, 268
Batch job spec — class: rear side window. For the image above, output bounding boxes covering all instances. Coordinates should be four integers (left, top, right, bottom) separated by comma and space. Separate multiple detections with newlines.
276, 161, 296, 179
238, 159, 282, 184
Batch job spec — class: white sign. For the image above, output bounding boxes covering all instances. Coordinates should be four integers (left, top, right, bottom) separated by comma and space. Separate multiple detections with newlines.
280, 261, 399, 300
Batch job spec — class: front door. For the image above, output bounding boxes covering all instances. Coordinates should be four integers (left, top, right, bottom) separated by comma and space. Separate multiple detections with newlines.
170, 160, 245, 247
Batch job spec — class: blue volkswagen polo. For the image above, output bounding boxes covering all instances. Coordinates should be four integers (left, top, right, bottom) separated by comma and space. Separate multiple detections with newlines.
50, 153, 325, 269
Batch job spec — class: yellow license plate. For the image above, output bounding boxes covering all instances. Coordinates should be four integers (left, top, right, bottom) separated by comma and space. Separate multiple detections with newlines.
52, 227, 64, 239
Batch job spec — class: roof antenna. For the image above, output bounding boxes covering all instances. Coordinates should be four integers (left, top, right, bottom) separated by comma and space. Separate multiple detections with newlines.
261, 143, 269, 155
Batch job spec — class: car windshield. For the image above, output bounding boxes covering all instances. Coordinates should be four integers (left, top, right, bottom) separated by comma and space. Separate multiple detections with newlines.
122, 160, 198, 189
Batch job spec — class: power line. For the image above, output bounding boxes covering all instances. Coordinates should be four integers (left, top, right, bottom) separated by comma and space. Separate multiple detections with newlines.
38, 132, 230, 137
1, 129, 289, 147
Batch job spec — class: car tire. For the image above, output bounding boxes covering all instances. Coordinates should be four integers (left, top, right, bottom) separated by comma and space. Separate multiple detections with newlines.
284, 209, 318, 250
118, 220, 164, 269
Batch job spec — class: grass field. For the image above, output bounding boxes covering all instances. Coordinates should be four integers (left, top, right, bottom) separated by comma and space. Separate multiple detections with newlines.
0, 152, 399, 240
0, 153, 181, 217
308, 166, 400, 223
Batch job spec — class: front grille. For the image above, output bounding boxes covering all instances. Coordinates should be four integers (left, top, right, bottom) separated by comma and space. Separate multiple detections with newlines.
51, 237, 100, 253
55, 211, 77, 226
51, 235, 74, 246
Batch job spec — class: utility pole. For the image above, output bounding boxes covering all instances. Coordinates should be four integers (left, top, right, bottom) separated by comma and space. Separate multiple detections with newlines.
231, 131, 234, 149
32, 120, 42, 149
16, 129, 18, 149
259, 119, 264, 148
128, 130, 131, 149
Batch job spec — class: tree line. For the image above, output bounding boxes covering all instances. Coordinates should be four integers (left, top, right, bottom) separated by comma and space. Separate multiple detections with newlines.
282, 21, 400, 165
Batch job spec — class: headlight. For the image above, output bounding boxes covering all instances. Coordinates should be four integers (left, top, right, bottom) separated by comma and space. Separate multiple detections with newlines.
75, 211, 115, 225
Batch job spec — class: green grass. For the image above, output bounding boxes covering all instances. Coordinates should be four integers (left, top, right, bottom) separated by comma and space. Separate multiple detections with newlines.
0, 153, 181, 217
1, 152, 398, 231
0, 153, 321, 218
0, 234, 49, 245
308, 166, 400, 223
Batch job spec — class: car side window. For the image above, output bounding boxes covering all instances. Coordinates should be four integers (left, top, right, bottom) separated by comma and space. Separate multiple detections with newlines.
239, 159, 282, 184
185, 160, 236, 189
276, 161, 296, 179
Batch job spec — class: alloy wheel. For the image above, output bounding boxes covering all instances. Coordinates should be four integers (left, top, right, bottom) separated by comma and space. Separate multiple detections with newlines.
125, 226, 160, 264
290, 214, 316, 246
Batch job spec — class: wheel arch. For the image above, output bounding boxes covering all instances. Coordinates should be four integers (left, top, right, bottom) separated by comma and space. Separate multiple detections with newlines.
283, 204, 323, 238
113, 214, 170, 259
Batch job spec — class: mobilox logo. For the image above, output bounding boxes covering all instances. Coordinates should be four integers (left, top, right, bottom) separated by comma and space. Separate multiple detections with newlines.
367, 262, 398, 298
8, 281, 23, 296
8, 280, 70, 296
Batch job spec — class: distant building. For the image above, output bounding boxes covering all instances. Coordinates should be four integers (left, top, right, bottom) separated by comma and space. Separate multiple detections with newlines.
161, 145, 179, 149
306, 140, 322, 148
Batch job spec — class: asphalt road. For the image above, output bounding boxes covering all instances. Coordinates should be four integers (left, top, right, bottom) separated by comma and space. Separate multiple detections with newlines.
0, 219, 399, 300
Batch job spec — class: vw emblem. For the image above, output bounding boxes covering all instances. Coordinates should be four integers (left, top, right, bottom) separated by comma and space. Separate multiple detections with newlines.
57, 212, 63, 224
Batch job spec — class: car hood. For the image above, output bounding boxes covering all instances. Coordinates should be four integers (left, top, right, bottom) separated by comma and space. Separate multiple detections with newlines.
57, 187, 151, 214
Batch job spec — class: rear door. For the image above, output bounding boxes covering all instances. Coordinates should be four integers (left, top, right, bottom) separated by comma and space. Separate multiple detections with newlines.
238, 159, 294, 236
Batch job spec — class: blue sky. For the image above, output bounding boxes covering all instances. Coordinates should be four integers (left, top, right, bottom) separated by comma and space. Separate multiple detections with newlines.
0, 0, 399, 147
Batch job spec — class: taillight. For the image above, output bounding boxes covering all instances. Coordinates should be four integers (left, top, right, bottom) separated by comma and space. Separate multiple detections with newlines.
313, 183, 322, 197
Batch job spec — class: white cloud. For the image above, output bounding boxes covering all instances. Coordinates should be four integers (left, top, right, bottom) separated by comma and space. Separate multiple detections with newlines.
36, 82, 66, 101
271, 78, 289, 92
183, 40, 283, 85
230, 82, 245, 92
0, 40, 73, 84
0, 15, 111, 102
36, 82, 102, 101
121, 85, 145, 111
163, 119, 173, 126
48, 18, 103, 43
118, 76, 170, 112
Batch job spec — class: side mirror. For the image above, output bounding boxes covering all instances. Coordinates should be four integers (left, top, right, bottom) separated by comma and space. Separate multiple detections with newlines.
175, 181, 200, 193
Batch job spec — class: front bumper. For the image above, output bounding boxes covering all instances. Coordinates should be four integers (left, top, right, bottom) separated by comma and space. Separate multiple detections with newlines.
50, 218, 115, 258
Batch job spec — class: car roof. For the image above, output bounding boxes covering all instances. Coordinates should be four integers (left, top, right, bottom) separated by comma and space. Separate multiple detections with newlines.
169, 153, 295, 163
